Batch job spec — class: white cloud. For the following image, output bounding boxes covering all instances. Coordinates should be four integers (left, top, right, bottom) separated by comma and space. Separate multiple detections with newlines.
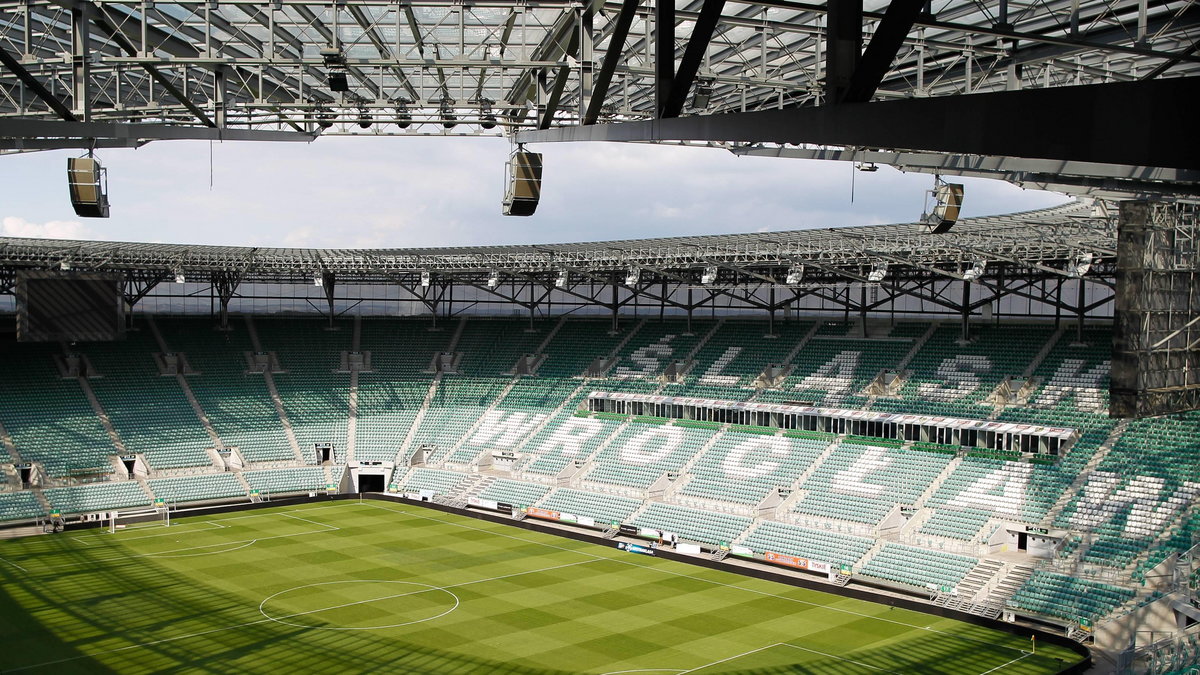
2, 216, 101, 240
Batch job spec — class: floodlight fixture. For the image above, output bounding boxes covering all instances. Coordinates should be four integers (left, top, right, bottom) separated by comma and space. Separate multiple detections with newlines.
440, 98, 457, 129
701, 266, 719, 285
624, 268, 640, 286
321, 47, 349, 92
962, 260, 987, 282
487, 270, 501, 289
174, 270, 186, 284
785, 265, 804, 285
420, 270, 432, 287
867, 263, 888, 283
479, 100, 497, 129
555, 269, 569, 288
316, 108, 335, 129
393, 100, 412, 129
313, 271, 324, 287
60, 260, 71, 271
357, 107, 373, 129
855, 162, 878, 172
1067, 252, 1094, 278
693, 78, 714, 109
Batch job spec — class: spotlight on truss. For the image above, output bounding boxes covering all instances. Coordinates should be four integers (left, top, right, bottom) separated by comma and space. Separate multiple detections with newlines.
867, 263, 888, 283
785, 265, 804, 285
479, 99, 497, 130
1067, 252, 1094, 278
555, 269, 569, 288
174, 270, 186, 284
420, 270, 432, 287
393, 100, 412, 129
487, 270, 501, 289
962, 260, 987, 282
320, 47, 349, 92
693, 78, 714, 109
357, 107, 372, 129
440, 98, 457, 129
701, 266, 719, 285
624, 268, 641, 287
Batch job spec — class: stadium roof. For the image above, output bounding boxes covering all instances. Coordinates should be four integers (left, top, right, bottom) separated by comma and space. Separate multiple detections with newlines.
1, 0, 1196, 198
0, 200, 1114, 282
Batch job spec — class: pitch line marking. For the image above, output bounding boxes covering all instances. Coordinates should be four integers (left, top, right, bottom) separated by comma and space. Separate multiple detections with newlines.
978, 651, 1033, 674
678, 643, 784, 674
4, 555, 602, 672
359, 501, 1039, 659
11, 512, 340, 574
258, 580, 460, 631
71, 520, 226, 544
780, 642, 897, 673
0, 556, 29, 572
600, 662, 686, 667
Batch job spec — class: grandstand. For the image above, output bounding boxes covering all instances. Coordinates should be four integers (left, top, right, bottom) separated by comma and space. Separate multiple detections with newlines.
0, 203, 1195, 673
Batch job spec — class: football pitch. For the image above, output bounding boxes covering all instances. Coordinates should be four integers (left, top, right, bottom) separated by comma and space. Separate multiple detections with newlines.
0, 500, 1084, 674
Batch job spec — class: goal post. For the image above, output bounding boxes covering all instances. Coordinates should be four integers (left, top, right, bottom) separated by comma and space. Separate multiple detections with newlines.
106, 507, 168, 533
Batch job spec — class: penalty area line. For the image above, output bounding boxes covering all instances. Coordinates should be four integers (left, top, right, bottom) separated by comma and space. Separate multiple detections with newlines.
978, 651, 1034, 674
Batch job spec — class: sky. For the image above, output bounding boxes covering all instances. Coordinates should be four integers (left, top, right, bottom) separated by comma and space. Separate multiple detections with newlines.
0, 136, 1071, 249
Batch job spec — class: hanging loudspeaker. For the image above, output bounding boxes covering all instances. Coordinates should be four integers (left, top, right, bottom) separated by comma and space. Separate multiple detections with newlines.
923, 183, 963, 234
67, 157, 110, 218
502, 150, 543, 217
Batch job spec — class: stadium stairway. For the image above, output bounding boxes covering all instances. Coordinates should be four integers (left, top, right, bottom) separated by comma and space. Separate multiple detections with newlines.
398, 317, 467, 461
912, 455, 964, 508
1041, 419, 1129, 528
345, 316, 362, 462
147, 317, 227, 460
245, 317, 306, 463
861, 322, 941, 412
76, 377, 128, 456
440, 376, 523, 468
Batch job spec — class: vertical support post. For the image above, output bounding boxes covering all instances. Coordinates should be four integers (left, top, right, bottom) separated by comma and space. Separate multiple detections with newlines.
71, 6, 91, 122
1075, 277, 1086, 344
768, 285, 776, 337
824, 0, 861, 104
322, 271, 336, 329
655, 0, 674, 117
578, 3, 594, 121
610, 277, 620, 334
960, 278, 971, 341
214, 67, 227, 128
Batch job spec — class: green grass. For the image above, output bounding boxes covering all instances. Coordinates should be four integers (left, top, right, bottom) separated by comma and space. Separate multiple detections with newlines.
0, 500, 1083, 674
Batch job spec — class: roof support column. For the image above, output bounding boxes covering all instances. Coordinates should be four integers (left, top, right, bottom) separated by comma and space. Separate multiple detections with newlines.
960, 277, 971, 341
71, 5, 92, 121
211, 272, 241, 331
825, 0, 862, 104
655, 0, 674, 117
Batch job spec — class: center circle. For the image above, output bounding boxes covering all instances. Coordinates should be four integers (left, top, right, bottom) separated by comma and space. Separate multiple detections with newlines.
259, 580, 459, 631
